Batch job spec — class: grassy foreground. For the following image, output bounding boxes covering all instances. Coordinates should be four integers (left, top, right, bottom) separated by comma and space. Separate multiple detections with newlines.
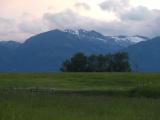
0, 73, 160, 120
0, 95, 160, 120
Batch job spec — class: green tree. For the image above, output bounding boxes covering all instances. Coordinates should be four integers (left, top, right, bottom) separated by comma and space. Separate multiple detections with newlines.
111, 52, 131, 72
70, 53, 88, 72
60, 52, 131, 72
87, 54, 99, 72
61, 53, 88, 72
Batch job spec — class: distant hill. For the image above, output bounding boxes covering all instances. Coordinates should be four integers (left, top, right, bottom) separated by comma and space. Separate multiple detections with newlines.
0, 41, 21, 48
0, 29, 151, 72
124, 37, 160, 72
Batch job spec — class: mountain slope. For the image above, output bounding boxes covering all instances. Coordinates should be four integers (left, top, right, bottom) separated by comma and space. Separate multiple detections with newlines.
0, 41, 21, 71
0, 29, 122, 71
125, 37, 160, 72
0, 29, 150, 72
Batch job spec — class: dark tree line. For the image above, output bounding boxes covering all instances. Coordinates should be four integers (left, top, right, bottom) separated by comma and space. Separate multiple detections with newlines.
60, 52, 131, 72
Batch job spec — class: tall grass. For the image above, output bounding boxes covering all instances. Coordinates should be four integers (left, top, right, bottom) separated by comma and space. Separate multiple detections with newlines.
0, 94, 160, 120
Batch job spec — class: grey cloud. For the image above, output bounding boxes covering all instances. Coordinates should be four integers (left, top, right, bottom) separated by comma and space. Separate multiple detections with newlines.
1, 8, 160, 41
18, 20, 46, 34
120, 6, 153, 21
0, 17, 20, 40
0, 18, 15, 34
99, 0, 157, 22
0, 17, 43, 41
43, 10, 94, 29
42, 10, 132, 35
43, 9, 160, 38
99, 0, 130, 12
74, 2, 90, 10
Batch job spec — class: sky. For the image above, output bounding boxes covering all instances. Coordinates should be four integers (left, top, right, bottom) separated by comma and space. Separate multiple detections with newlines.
0, 0, 160, 42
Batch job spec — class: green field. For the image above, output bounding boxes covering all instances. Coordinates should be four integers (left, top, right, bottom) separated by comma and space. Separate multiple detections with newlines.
0, 73, 160, 120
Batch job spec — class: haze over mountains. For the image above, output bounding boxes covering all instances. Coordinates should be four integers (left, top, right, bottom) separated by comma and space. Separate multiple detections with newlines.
0, 29, 159, 72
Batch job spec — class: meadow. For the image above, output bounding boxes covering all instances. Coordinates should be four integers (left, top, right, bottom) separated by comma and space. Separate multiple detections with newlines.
0, 73, 160, 120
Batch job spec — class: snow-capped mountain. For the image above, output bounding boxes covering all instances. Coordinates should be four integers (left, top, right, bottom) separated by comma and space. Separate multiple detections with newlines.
64, 29, 149, 47
64, 29, 106, 40
0, 29, 154, 72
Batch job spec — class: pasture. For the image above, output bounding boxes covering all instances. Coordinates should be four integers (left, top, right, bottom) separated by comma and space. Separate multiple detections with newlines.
0, 73, 160, 120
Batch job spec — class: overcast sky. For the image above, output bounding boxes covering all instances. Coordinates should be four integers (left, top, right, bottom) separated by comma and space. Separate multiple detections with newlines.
0, 0, 160, 41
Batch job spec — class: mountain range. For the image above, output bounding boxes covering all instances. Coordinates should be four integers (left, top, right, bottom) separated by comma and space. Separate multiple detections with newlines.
0, 29, 159, 72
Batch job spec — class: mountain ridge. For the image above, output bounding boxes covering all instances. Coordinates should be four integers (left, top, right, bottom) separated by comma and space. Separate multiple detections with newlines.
0, 29, 159, 72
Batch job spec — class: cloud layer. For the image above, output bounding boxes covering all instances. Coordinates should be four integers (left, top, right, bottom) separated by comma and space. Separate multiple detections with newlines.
0, 0, 160, 41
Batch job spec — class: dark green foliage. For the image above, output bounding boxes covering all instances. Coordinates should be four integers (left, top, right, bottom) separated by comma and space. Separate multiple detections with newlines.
61, 52, 131, 72
110, 52, 131, 72
87, 54, 111, 72
61, 53, 88, 72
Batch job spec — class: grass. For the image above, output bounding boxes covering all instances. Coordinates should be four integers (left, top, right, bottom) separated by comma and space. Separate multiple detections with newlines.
0, 72, 159, 89
0, 73, 160, 120
0, 73, 160, 97
0, 94, 160, 120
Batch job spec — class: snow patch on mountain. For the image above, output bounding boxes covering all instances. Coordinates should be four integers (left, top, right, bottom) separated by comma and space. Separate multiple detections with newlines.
64, 29, 80, 36
64, 29, 149, 47
111, 36, 148, 43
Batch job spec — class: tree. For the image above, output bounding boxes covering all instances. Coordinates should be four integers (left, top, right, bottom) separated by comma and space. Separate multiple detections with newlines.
70, 53, 88, 72
87, 54, 99, 72
60, 53, 88, 72
111, 52, 131, 72
60, 52, 131, 72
